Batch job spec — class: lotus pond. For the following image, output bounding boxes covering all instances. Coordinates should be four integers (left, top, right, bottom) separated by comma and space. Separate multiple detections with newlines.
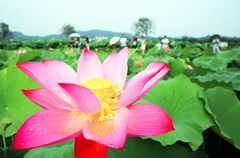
0, 41, 240, 158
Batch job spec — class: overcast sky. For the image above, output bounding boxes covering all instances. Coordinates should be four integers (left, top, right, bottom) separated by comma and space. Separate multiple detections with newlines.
1, 0, 240, 37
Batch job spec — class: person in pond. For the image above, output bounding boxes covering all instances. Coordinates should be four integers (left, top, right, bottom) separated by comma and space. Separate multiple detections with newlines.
120, 34, 128, 49
140, 36, 146, 55
131, 35, 138, 48
70, 37, 81, 51
212, 36, 220, 53
85, 37, 90, 50
161, 35, 170, 52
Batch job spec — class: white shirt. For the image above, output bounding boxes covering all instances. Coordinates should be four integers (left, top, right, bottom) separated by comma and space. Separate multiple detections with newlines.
120, 37, 127, 47
162, 38, 169, 44
162, 38, 169, 49
212, 38, 220, 46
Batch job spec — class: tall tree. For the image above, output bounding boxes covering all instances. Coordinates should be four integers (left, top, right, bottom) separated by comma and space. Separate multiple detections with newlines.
0, 22, 12, 40
61, 24, 76, 37
132, 17, 155, 39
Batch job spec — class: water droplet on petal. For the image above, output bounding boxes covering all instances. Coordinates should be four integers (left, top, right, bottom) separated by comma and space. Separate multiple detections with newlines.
20, 143, 25, 146
108, 144, 115, 148
29, 127, 33, 131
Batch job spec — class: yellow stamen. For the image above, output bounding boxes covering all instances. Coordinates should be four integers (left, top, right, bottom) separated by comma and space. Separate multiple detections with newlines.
80, 78, 122, 122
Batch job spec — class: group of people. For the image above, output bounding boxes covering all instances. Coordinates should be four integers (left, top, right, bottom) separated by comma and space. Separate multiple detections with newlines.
119, 34, 222, 54
70, 37, 81, 51
70, 34, 221, 54
70, 33, 171, 54
117, 34, 170, 55
117, 34, 146, 54
155, 35, 170, 53
70, 37, 90, 51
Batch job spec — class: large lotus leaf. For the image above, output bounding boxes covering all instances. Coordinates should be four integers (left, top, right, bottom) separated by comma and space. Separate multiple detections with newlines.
128, 48, 138, 58
192, 49, 240, 71
146, 46, 163, 56
138, 75, 213, 150
146, 46, 157, 54
17, 48, 41, 63
193, 71, 238, 83
141, 56, 159, 68
24, 141, 74, 158
169, 58, 188, 77
192, 55, 228, 71
232, 75, 240, 91
191, 78, 232, 90
156, 55, 173, 63
3, 51, 20, 67
190, 62, 209, 75
192, 70, 240, 91
200, 87, 240, 149
234, 55, 240, 67
24, 137, 193, 158
181, 47, 202, 59
0, 66, 41, 137
108, 137, 189, 158
217, 48, 240, 60
169, 47, 182, 57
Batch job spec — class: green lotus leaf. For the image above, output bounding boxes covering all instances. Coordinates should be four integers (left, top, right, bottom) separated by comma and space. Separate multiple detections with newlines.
169, 47, 182, 57
192, 70, 240, 91
24, 138, 191, 158
193, 71, 237, 83
192, 48, 240, 71
146, 45, 158, 53
128, 48, 138, 57
146, 46, 163, 56
232, 75, 240, 91
190, 63, 209, 75
169, 58, 188, 77
233, 55, 240, 66
200, 87, 240, 149
0, 66, 41, 137
217, 48, 240, 60
24, 141, 74, 158
108, 137, 189, 158
156, 55, 173, 63
138, 75, 213, 150
17, 48, 41, 63
181, 47, 202, 59
141, 56, 158, 68
191, 78, 232, 90
192, 55, 228, 71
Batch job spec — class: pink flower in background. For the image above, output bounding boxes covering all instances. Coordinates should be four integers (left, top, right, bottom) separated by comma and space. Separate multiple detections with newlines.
13, 47, 174, 158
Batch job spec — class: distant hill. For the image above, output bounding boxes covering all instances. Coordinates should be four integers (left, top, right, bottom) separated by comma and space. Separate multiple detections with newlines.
10, 30, 240, 41
11, 29, 133, 40
12, 32, 43, 40
76, 29, 133, 39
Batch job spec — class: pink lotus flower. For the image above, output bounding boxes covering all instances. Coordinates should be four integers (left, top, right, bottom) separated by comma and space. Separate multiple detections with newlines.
13, 47, 174, 157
